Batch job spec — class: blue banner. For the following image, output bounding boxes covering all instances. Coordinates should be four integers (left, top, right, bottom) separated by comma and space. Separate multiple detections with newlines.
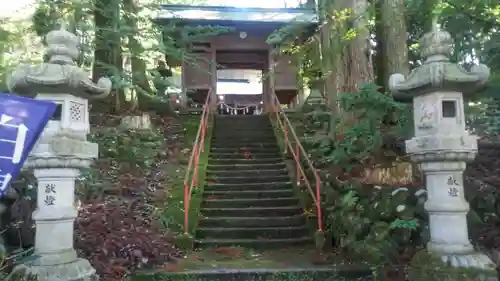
0, 93, 56, 197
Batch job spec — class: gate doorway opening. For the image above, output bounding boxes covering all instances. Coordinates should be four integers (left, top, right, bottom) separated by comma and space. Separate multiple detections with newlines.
216, 69, 263, 115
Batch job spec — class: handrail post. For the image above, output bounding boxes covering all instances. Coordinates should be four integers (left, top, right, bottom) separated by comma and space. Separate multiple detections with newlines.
184, 182, 189, 233
202, 112, 207, 151
200, 116, 205, 152
193, 144, 199, 187
295, 142, 300, 185
283, 120, 288, 154
316, 180, 323, 231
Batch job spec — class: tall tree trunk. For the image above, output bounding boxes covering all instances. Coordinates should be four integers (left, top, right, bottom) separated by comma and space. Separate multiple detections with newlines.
91, 0, 123, 114
319, 0, 374, 136
345, 0, 373, 91
375, 0, 409, 92
317, 0, 345, 134
122, 0, 155, 112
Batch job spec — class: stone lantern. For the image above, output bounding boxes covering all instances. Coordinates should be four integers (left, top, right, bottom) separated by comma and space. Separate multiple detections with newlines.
389, 25, 494, 270
6, 27, 111, 281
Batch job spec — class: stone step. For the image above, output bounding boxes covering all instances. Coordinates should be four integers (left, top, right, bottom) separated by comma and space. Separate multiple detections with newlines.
215, 115, 269, 120
203, 189, 294, 199
215, 116, 270, 121
215, 117, 271, 121
198, 214, 306, 228
206, 181, 292, 189
213, 128, 274, 133
211, 140, 277, 146
209, 152, 281, 160
207, 163, 287, 171
196, 237, 312, 249
213, 128, 274, 134
196, 225, 310, 239
211, 142, 279, 149
212, 137, 276, 142
213, 129, 274, 134
214, 122, 272, 126
134, 267, 373, 281
202, 197, 299, 208
210, 147, 280, 154
199, 206, 302, 217
204, 184, 291, 192
206, 168, 288, 178
215, 121, 270, 125
211, 139, 277, 145
215, 120, 270, 123
205, 175, 291, 185
208, 158, 284, 165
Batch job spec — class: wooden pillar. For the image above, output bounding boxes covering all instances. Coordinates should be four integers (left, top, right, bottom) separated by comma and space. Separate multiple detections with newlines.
297, 88, 304, 106
210, 48, 217, 109
180, 59, 188, 108
262, 70, 268, 112
265, 48, 276, 113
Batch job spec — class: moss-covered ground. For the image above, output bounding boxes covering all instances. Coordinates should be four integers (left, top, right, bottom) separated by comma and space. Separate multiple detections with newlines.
156, 114, 212, 235
169, 246, 358, 271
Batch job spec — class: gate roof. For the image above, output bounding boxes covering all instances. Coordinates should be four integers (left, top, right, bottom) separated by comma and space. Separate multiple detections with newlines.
154, 4, 318, 33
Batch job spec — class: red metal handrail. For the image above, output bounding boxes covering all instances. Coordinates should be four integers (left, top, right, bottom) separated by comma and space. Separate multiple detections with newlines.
269, 92, 324, 232
183, 90, 212, 234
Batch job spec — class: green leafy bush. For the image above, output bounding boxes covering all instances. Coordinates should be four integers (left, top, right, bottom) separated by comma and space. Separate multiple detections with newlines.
78, 127, 166, 200
322, 178, 427, 265
297, 84, 427, 265
301, 84, 411, 172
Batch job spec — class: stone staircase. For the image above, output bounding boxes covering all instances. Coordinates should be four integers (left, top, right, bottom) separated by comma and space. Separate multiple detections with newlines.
196, 115, 312, 249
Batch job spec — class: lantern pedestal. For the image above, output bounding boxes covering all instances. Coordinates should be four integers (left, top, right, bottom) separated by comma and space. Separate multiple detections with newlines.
8, 137, 98, 281
10, 258, 97, 281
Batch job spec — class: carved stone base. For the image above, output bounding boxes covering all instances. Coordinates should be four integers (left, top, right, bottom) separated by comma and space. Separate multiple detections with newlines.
120, 114, 151, 130
441, 252, 496, 270
440, 252, 498, 281
7, 258, 98, 281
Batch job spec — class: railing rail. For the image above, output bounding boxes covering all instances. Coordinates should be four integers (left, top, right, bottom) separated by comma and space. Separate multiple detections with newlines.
183, 90, 212, 234
269, 92, 324, 232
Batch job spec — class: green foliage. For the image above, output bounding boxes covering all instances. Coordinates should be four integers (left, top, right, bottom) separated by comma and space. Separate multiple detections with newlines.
294, 83, 424, 265
92, 127, 164, 169
154, 115, 211, 234
390, 218, 419, 230
322, 179, 427, 265
0, 237, 34, 278
466, 97, 500, 137
302, 84, 410, 170
0, 19, 43, 92
78, 127, 165, 200
174, 233, 194, 250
